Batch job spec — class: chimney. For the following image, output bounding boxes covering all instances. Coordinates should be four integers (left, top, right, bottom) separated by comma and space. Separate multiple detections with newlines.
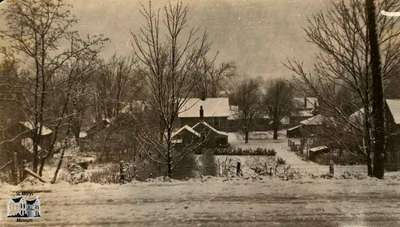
304, 96, 307, 109
199, 105, 204, 120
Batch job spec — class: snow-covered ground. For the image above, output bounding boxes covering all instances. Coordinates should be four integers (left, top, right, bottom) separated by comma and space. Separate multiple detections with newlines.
228, 131, 365, 177
2, 177, 400, 226
1, 131, 400, 226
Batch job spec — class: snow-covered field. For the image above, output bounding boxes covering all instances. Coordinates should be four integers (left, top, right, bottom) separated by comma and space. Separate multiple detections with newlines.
2, 177, 400, 226
1, 131, 400, 226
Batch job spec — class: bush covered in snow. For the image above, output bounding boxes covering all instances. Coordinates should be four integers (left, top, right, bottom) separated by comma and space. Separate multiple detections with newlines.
212, 147, 277, 156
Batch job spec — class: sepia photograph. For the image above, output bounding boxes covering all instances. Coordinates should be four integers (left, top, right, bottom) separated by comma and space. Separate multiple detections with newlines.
0, 0, 400, 226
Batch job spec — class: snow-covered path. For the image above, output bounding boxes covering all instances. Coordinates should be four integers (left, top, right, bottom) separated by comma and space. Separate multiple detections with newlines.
230, 132, 328, 176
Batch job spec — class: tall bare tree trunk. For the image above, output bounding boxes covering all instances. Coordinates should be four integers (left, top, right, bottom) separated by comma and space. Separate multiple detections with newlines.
366, 0, 385, 179
166, 129, 172, 178
244, 126, 249, 144
32, 56, 40, 173
363, 111, 373, 176
51, 145, 66, 184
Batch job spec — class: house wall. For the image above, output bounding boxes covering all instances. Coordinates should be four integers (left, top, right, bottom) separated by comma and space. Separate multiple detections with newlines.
173, 130, 200, 146
385, 105, 400, 170
193, 124, 228, 148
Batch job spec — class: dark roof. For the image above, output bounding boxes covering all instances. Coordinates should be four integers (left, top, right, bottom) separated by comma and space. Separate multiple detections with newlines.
26, 199, 38, 205
11, 197, 23, 203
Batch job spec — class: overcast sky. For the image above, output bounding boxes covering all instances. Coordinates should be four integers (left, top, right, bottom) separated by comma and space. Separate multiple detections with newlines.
1, 0, 329, 79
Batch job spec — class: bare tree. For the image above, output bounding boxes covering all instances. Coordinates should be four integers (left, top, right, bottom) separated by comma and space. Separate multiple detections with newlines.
231, 78, 262, 143
92, 55, 145, 121
192, 52, 237, 99
131, 1, 208, 177
43, 35, 106, 177
264, 79, 293, 140
0, 0, 108, 174
286, 0, 400, 176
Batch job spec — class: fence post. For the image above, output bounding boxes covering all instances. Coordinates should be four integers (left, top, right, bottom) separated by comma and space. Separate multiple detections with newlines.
329, 159, 334, 176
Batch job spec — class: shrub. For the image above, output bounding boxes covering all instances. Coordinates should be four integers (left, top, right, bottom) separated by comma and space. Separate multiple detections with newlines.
277, 157, 286, 165
172, 151, 198, 179
213, 147, 277, 156
88, 165, 120, 184
200, 149, 217, 176
266, 149, 276, 156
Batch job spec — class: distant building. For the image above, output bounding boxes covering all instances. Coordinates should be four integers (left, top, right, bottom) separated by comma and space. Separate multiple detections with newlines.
385, 99, 400, 170
287, 114, 332, 160
172, 121, 229, 148
192, 121, 229, 148
346, 101, 400, 170
178, 98, 230, 131
290, 96, 319, 126
171, 125, 201, 145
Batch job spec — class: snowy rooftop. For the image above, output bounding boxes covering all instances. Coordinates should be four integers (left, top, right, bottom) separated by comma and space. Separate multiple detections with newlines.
349, 108, 365, 125
19, 121, 52, 135
300, 114, 326, 126
287, 125, 302, 131
386, 99, 400, 124
192, 121, 229, 137
172, 125, 201, 138
79, 131, 88, 138
309, 145, 329, 153
292, 110, 314, 117
179, 98, 230, 118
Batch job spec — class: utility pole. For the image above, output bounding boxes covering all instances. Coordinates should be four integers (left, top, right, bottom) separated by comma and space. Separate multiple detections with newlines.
366, 0, 385, 179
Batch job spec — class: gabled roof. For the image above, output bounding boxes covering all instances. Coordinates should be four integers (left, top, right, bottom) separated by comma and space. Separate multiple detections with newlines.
178, 98, 230, 118
386, 99, 400, 124
172, 125, 201, 138
192, 121, 229, 137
